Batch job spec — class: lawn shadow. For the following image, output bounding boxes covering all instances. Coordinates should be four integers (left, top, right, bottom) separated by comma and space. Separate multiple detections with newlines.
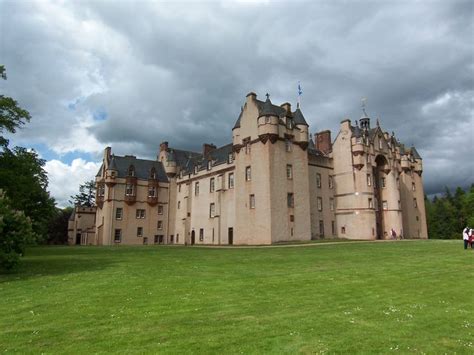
0, 248, 118, 283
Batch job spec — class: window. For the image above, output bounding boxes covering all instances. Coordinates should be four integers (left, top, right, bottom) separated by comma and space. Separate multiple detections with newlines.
381, 177, 386, 188
367, 174, 372, 187
194, 166, 198, 174
287, 193, 294, 208
195, 182, 199, 196
316, 173, 321, 188
178, 184, 181, 192
199, 228, 204, 242
368, 198, 373, 209
330, 198, 335, 211
245, 142, 251, 154
228, 173, 234, 189
137, 227, 143, 237
177, 201, 181, 209
414, 198, 418, 208
158, 205, 164, 215
329, 176, 334, 189
210, 178, 215, 192
285, 139, 292, 152
170, 235, 174, 244
290, 215, 294, 222
176, 234, 179, 243
319, 220, 324, 236
367, 155, 371, 164
265, 116, 271, 124
382, 200, 388, 210
246, 166, 251, 181
209, 203, 215, 218
379, 138, 383, 150
356, 137, 362, 144
412, 182, 416, 191
398, 200, 401, 209
157, 221, 163, 230
114, 229, 122, 243
136, 209, 146, 219
128, 165, 135, 177
150, 168, 156, 179
286, 165, 293, 179
249, 194, 255, 209
97, 184, 105, 197
228, 153, 233, 164
115, 208, 123, 220
143, 237, 148, 245
207, 161, 212, 170
125, 184, 134, 196
331, 221, 336, 235
317, 197, 323, 211
148, 186, 156, 198
341, 226, 346, 234
287, 119, 294, 129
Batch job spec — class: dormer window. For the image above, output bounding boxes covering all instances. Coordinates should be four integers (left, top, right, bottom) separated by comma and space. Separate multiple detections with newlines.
228, 153, 233, 164
207, 160, 212, 170
150, 167, 156, 179
287, 119, 294, 129
128, 165, 135, 177
179, 170, 183, 179
356, 137, 362, 144
194, 166, 198, 174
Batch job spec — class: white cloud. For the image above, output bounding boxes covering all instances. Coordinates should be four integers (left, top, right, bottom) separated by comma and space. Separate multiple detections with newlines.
45, 158, 101, 208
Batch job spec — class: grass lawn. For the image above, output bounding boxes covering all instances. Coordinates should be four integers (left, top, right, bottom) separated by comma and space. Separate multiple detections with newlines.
0, 240, 473, 353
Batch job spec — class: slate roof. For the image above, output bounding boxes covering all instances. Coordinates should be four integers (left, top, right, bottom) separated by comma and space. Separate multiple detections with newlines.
409, 147, 421, 159
293, 108, 309, 126
97, 155, 169, 182
172, 143, 234, 175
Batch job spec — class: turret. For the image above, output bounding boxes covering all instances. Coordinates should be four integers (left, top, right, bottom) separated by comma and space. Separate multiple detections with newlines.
257, 94, 279, 138
293, 107, 309, 143
105, 154, 118, 187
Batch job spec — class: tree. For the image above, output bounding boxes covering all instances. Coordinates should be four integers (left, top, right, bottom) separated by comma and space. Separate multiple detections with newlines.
70, 180, 96, 207
47, 207, 73, 245
0, 192, 36, 271
0, 65, 31, 147
0, 147, 56, 239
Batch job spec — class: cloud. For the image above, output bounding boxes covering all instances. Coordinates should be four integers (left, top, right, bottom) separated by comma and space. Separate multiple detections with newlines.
1, 0, 473, 203
45, 159, 101, 208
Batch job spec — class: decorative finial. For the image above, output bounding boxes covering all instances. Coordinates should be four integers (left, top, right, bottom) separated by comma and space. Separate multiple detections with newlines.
361, 97, 368, 117
376, 118, 380, 127
265, 93, 270, 100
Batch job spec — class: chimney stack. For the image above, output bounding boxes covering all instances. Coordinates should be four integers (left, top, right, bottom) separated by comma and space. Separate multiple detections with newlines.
203, 143, 217, 156
315, 130, 332, 154
103, 147, 111, 165
280, 102, 292, 116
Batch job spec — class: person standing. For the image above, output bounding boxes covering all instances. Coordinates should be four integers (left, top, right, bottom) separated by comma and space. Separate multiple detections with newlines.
463, 227, 470, 250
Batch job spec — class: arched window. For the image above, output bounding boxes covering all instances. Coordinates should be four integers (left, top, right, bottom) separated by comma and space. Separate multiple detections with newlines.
128, 165, 135, 177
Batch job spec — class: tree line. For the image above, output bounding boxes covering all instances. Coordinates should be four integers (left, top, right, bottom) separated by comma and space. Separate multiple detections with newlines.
425, 185, 474, 239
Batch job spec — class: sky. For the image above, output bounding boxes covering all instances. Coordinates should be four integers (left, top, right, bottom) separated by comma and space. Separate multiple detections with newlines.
0, 0, 473, 207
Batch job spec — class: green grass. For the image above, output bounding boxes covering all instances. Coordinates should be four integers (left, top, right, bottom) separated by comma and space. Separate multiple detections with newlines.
0, 240, 473, 353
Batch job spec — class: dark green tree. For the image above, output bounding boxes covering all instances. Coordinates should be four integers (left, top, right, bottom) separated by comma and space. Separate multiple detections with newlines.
47, 207, 73, 245
70, 180, 96, 207
0, 147, 56, 239
0, 65, 31, 147
0, 192, 36, 271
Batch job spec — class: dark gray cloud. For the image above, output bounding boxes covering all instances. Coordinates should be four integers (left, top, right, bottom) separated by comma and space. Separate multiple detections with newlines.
1, 0, 473, 200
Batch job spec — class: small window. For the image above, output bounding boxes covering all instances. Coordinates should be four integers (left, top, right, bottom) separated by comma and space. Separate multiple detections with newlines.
290, 215, 294, 222
414, 198, 418, 208
249, 194, 255, 209
170, 235, 174, 244
285, 139, 292, 152
195, 182, 200, 196
148, 186, 156, 198
412, 182, 416, 191
246, 166, 251, 181
330, 198, 334, 211
329, 176, 334, 189
128, 165, 135, 177
319, 220, 324, 236
382, 201, 388, 210
210, 178, 215, 192
178, 184, 182, 192
114, 229, 122, 243
367, 174, 372, 187
228, 173, 234, 189
207, 161, 212, 170
341, 226, 346, 234
368, 198, 373, 209
115, 208, 123, 220
356, 137, 362, 144
158, 205, 164, 215
265, 116, 271, 124
317, 197, 323, 211
209, 203, 215, 218
381, 177, 386, 188
199, 228, 204, 242
150, 167, 156, 179
316, 173, 321, 188
143, 237, 148, 245
137, 227, 143, 237
228, 153, 233, 164
125, 184, 134, 196
245, 142, 251, 154
176, 234, 179, 243
331, 221, 336, 235
97, 184, 105, 197
194, 166, 198, 174
286, 165, 293, 179
157, 220, 163, 230
398, 200, 401, 209
379, 138, 383, 150
367, 155, 371, 164
287, 193, 294, 208
136, 209, 146, 219
177, 201, 181, 209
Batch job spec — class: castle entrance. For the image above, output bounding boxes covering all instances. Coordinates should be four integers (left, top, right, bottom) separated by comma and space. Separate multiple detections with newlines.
191, 230, 195, 245
374, 155, 388, 239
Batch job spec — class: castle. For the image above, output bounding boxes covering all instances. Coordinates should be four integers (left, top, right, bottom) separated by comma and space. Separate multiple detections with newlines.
68, 92, 428, 245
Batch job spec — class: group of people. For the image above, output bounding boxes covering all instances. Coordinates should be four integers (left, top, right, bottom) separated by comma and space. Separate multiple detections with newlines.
463, 227, 474, 249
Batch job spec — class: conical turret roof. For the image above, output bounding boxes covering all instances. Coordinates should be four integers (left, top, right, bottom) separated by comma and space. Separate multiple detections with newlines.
293, 108, 309, 126
258, 94, 278, 117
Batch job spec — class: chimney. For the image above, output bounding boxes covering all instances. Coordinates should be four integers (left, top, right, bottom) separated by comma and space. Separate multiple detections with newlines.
103, 147, 111, 165
160, 141, 169, 152
315, 130, 332, 154
246, 91, 257, 103
280, 102, 292, 116
203, 143, 217, 156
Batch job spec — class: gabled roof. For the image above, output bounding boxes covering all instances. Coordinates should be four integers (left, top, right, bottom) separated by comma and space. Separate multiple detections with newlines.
232, 108, 243, 129
97, 155, 168, 182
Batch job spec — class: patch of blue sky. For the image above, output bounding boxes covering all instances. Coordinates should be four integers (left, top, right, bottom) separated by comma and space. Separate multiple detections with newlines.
67, 97, 83, 111
28, 143, 97, 164
93, 108, 107, 121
